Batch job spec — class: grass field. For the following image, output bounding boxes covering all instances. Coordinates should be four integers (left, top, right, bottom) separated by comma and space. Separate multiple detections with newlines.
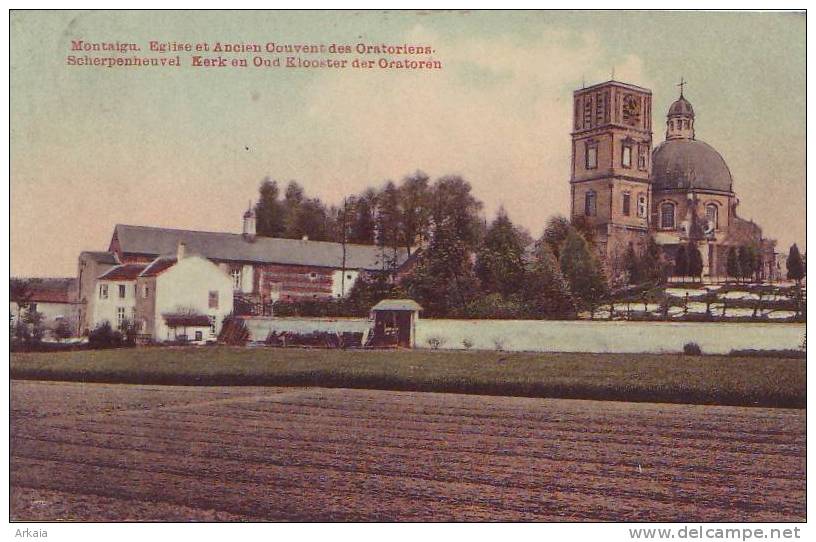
11, 381, 805, 521
10, 347, 806, 408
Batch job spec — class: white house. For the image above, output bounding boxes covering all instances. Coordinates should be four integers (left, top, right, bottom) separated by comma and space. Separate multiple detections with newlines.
92, 264, 145, 331
134, 243, 233, 343
10, 277, 80, 337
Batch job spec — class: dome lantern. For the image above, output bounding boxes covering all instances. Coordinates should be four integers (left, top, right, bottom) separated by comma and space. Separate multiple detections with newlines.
666, 77, 695, 141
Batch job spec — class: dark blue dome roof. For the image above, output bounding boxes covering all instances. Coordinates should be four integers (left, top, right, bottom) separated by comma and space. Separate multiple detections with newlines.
652, 139, 733, 192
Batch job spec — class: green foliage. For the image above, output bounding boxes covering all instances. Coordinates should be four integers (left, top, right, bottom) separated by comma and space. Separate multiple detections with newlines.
375, 180, 403, 271
524, 243, 577, 319
348, 190, 377, 244
623, 242, 642, 285
726, 246, 740, 282
674, 245, 688, 279
54, 319, 73, 341
541, 215, 571, 260
475, 208, 527, 297
88, 322, 124, 349
787, 243, 805, 284
254, 178, 286, 237
641, 237, 666, 283
559, 229, 607, 309
687, 243, 704, 282
398, 171, 432, 254
738, 245, 756, 283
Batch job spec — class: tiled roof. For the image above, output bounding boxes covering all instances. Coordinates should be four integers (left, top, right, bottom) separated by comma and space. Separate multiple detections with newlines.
97, 264, 147, 281
139, 256, 177, 277
80, 251, 120, 265
112, 224, 410, 271
11, 277, 77, 304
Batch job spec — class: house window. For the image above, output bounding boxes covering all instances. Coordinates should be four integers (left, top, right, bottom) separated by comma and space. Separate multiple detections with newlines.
209, 290, 219, 309
231, 268, 242, 290
117, 307, 126, 330
585, 144, 598, 169
119, 284, 126, 299
143, 285, 149, 298
706, 203, 719, 230
584, 191, 597, 217
622, 193, 631, 216
637, 194, 647, 218
309, 272, 317, 280
99, 284, 108, 300
209, 315, 216, 336
621, 144, 632, 168
28, 303, 37, 313
638, 146, 647, 170
195, 330, 203, 342
660, 202, 676, 229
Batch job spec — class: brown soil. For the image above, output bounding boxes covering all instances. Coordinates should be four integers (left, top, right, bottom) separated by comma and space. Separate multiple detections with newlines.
10, 381, 805, 522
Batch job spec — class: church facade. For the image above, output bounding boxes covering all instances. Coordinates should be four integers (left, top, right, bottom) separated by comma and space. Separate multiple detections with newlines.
569, 79, 776, 281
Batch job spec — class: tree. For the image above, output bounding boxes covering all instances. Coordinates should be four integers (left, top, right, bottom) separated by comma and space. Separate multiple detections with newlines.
541, 215, 572, 260
21, 308, 45, 345
623, 242, 642, 285
787, 243, 805, 286
674, 244, 688, 281
687, 242, 704, 282
375, 180, 403, 271
254, 178, 286, 237
559, 229, 607, 310
525, 243, 576, 318
348, 190, 377, 244
54, 318, 73, 342
475, 207, 527, 297
398, 171, 432, 254
641, 237, 665, 283
726, 246, 740, 283
738, 245, 755, 284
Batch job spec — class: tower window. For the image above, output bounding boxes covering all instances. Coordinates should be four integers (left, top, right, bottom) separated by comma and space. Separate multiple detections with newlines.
585, 191, 597, 217
706, 203, 719, 230
638, 146, 647, 170
637, 194, 647, 218
621, 144, 632, 168
622, 193, 631, 216
660, 202, 676, 229
585, 144, 598, 169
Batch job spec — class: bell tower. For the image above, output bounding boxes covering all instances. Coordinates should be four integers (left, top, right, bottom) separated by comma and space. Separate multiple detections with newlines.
569, 80, 653, 266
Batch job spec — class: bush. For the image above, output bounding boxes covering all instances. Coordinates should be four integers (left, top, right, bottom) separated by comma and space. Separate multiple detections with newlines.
88, 322, 124, 349
683, 342, 703, 356
426, 336, 445, 349
462, 337, 474, 350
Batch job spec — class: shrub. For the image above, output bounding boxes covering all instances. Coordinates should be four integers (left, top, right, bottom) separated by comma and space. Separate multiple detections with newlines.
426, 336, 445, 349
492, 337, 506, 351
462, 337, 474, 350
683, 342, 703, 356
88, 322, 124, 349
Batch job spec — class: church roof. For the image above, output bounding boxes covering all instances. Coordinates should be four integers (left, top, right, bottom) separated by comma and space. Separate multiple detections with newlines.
111, 224, 410, 271
668, 96, 695, 117
652, 139, 733, 193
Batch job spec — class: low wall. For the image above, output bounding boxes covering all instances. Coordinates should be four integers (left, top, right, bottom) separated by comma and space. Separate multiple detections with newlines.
239, 316, 806, 355
415, 319, 806, 355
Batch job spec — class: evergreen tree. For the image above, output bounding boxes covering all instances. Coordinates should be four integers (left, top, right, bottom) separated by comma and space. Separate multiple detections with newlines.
641, 237, 665, 283
475, 207, 527, 297
787, 243, 805, 286
559, 230, 608, 309
254, 178, 285, 237
623, 242, 642, 285
687, 242, 704, 282
674, 244, 688, 281
726, 246, 740, 283
738, 245, 755, 284
375, 181, 403, 271
525, 243, 576, 318
348, 190, 376, 244
541, 215, 572, 260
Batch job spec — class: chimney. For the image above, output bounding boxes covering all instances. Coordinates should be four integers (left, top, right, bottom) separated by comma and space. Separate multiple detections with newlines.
177, 242, 186, 261
242, 201, 257, 241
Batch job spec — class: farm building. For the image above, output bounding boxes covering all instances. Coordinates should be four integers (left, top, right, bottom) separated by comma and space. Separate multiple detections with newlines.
9, 277, 80, 337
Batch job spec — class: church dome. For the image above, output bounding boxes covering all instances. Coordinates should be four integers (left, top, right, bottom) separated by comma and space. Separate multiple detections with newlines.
652, 139, 733, 193
668, 96, 695, 118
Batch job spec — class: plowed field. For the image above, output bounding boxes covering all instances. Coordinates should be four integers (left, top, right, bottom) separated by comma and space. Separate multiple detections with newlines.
10, 381, 805, 521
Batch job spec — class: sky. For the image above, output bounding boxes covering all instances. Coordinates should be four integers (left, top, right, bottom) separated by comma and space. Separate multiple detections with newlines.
10, 10, 806, 277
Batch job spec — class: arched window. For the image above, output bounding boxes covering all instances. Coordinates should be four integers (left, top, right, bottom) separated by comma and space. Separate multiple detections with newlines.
585, 190, 597, 216
660, 202, 676, 229
706, 203, 719, 230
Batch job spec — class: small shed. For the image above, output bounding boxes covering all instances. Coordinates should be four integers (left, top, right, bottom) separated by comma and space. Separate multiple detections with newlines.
163, 313, 213, 343
369, 299, 423, 348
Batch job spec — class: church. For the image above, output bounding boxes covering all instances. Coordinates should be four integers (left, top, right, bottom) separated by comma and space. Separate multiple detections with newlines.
569, 79, 777, 280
